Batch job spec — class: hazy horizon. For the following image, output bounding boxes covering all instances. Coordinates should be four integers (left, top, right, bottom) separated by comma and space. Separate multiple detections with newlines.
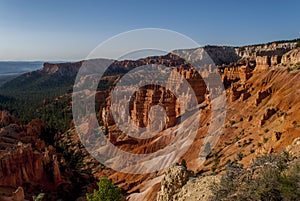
1, 37, 299, 62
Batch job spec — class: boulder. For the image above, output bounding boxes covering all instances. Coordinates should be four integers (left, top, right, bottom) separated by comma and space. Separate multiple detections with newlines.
157, 165, 189, 201
12, 187, 25, 201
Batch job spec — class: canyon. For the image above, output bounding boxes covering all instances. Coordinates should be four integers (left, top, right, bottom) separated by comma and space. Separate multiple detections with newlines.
0, 40, 299, 200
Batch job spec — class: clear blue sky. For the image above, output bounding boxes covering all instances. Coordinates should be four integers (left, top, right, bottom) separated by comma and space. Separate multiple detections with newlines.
0, 0, 299, 61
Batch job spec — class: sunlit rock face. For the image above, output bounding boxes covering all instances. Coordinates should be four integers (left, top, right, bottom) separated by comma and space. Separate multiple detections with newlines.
102, 66, 208, 131
0, 113, 63, 198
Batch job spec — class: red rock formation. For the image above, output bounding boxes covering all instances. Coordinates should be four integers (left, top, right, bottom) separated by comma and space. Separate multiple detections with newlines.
12, 187, 25, 201
272, 132, 282, 142
0, 143, 44, 187
281, 48, 300, 65
0, 142, 63, 189
0, 114, 64, 199
102, 67, 208, 130
222, 64, 252, 88
271, 55, 281, 66
235, 42, 296, 58
260, 108, 277, 126
240, 92, 251, 101
255, 88, 272, 105
41, 61, 83, 77
255, 56, 270, 71
228, 84, 242, 102
0, 111, 19, 126
170, 67, 207, 105
52, 155, 62, 185
26, 119, 46, 137
130, 85, 177, 129
49, 47, 300, 200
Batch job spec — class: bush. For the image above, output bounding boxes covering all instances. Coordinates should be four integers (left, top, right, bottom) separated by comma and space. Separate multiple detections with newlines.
211, 165, 217, 172
242, 140, 250, 147
86, 176, 124, 201
237, 153, 244, 161
180, 159, 187, 169
210, 154, 300, 201
287, 62, 300, 72
33, 193, 45, 201
229, 120, 235, 126
292, 121, 297, 127
297, 39, 300, 48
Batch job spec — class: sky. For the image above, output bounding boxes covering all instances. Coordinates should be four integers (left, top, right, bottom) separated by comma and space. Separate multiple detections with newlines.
0, 0, 299, 61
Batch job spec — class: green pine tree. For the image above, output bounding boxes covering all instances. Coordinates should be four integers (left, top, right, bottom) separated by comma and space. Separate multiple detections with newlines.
86, 176, 124, 201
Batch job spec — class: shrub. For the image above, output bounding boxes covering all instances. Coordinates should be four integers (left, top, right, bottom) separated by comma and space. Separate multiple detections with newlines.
210, 154, 300, 201
33, 193, 45, 201
297, 39, 300, 48
180, 159, 187, 169
292, 120, 297, 127
287, 62, 300, 72
237, 153, 244, 161
214, 157, 220, 165
86, 176, 124, 201
243, 139, 252, 147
